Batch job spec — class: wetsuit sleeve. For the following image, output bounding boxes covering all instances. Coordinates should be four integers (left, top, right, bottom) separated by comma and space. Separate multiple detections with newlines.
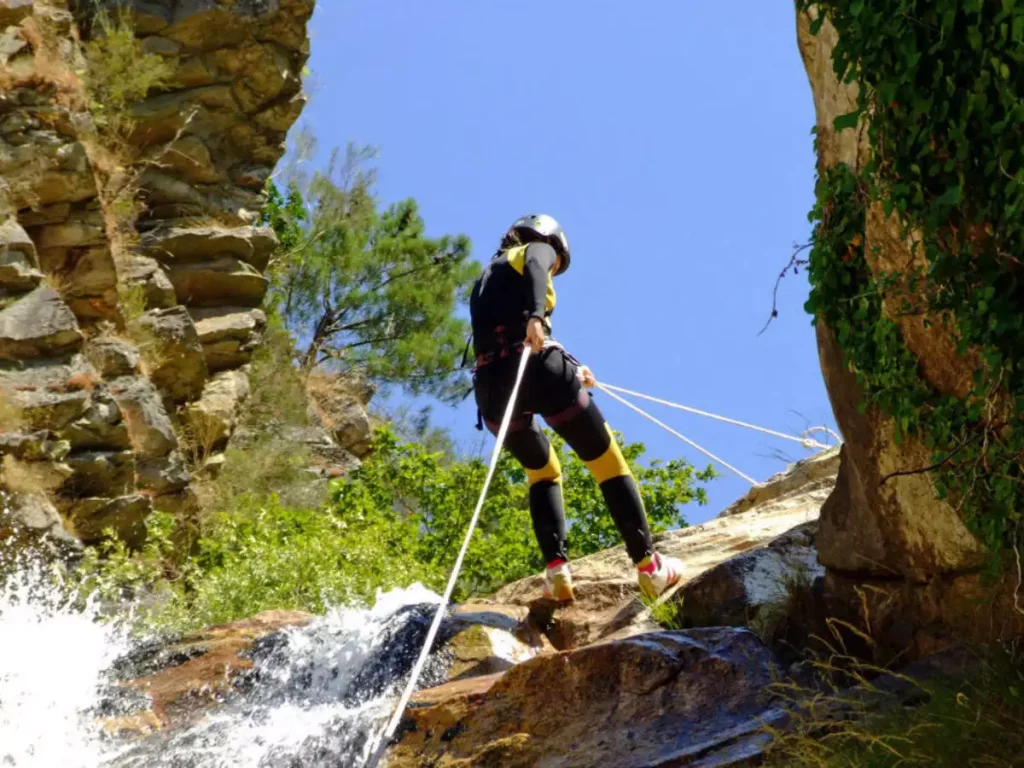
522, 242, 558, 321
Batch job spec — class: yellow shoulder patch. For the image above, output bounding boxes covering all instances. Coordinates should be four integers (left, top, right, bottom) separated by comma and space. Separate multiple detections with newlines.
506, 245, 528, 275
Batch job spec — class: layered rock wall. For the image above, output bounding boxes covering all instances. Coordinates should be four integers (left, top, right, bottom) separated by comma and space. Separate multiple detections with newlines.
0, 0, 314, 550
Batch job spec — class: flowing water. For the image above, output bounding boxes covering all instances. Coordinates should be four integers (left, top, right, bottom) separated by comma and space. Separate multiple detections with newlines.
0, 551, 451, 768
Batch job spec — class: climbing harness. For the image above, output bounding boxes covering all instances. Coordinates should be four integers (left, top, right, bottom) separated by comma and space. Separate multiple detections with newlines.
365, 346, 533, 768
593, 381, 841, 488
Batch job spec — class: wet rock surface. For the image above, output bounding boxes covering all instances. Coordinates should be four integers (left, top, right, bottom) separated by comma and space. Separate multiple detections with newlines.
388, 628, 785, 768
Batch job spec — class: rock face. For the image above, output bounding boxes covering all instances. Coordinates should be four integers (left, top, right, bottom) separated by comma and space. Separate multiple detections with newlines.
0, 0, 314, 551
675, 521, 824, 630
389, 629, 784, 768
795, 8, 988, 584
794, 8, 1021, 657
718, 445, 840, 518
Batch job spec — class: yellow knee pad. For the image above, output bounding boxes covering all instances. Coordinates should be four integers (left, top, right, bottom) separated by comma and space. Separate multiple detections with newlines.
526, 445, 562, 486
584, 424, 631, 484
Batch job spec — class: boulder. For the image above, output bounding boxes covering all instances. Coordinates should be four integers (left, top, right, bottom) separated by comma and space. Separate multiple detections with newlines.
142, 225, 275, 271
100, 610, 316, 736
182, 368, 250, 452
166, 257, 269, 308
671, 521, 824, 629
136, 306, 208, 403
254, 93, 306, 133
189, 306, 266, 372
0, 372, 91, 433
62, 450, 136, 498
443, 603, 554, 681
33, 209, 105, 249
66, 494, 152, 547
307, 373, 374, 458
84, 337, 140, 378
124, 1, 171, 34
0, 286, 83, 361
0, 491, 81, 556
0, 431, 71, 462
0, 216, 43, 291
60, 390, 132, 451
36, 246, 118, 302
0, 454, 74, 496
108, 376, 178, 459
136, 451, 191, 496
389, 628, 784, 768
143, 135, 220, 184
120, 255, 178, 310
150, 487, 200, 519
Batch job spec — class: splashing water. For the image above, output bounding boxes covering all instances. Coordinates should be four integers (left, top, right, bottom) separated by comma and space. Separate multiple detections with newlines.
0, 554, 131, 768
0, 551, 449, 768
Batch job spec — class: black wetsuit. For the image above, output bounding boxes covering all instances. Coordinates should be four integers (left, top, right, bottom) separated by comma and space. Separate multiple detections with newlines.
470, 242, 655, 566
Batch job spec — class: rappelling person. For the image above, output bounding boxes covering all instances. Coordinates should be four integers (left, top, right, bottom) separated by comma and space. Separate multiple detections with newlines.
469, 214, 684, 603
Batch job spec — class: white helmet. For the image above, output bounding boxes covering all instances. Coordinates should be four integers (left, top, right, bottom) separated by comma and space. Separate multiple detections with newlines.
503, 214, 571, 275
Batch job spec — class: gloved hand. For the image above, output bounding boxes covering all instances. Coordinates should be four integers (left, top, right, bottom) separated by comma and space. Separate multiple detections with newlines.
526, 318, 546, 353
578, 365, 596, 389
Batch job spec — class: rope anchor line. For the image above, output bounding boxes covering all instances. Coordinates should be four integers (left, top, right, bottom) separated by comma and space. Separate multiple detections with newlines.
365, 347, 533, 768
595, 381, 840, 487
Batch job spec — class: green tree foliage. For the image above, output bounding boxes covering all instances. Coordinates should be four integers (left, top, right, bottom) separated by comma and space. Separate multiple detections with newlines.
73, 426, 713, 633
261, 145, 480, 403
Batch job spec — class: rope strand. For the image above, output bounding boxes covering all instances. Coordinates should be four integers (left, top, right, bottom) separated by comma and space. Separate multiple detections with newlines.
366, 347, 532, 768
595, 383, 761, 486
600, 383, 832, 450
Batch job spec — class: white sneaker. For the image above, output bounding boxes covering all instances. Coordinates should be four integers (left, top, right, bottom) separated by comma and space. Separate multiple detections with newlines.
637, 552, 683, 600
542, 560, 574, 602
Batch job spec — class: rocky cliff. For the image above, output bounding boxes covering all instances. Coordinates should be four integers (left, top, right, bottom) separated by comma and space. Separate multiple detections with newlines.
0, 0, 314, 552
795, 4, 1024, 656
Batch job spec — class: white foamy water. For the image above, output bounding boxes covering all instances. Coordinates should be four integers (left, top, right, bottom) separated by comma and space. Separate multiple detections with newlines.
0, 550, 446, 768
0, 555, 131, 768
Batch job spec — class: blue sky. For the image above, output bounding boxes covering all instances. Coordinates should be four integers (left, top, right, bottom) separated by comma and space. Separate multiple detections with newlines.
296, 2, 838, 525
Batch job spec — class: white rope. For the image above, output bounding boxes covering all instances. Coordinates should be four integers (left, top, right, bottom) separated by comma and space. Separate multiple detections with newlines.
595, 383, 762, 487
801, 425, 843, 447
366, 346, 532, 768
600, 383, 833, 451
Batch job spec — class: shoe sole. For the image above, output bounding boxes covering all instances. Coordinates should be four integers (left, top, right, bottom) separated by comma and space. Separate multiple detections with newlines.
544, 575, 575, 602
638, 571, 681, 601
638, 572, 657, 601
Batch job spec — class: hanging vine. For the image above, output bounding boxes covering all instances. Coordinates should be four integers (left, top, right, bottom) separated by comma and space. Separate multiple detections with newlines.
799, 0, 1024, 560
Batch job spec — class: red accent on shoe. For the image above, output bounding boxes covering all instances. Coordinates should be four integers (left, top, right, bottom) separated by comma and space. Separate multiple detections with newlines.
638, 553, 659, 574
547, 558, 567, 570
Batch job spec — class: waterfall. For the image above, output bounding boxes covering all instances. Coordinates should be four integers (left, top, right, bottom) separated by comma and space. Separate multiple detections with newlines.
0, 549, 450, 768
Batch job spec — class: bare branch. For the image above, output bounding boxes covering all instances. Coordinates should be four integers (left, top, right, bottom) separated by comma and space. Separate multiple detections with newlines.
758, 243, 812, 336
1014, 529, 1024, 619
878, 438, 968, 486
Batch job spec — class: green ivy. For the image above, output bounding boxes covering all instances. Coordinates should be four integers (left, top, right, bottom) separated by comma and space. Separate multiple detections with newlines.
800, 1, 1024, 558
